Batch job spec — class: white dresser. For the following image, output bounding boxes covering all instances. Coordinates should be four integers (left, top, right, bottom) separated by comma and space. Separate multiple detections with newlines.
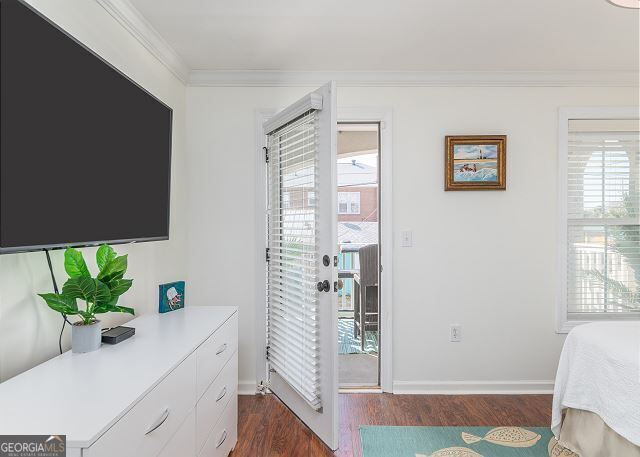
0, 306, 238, 457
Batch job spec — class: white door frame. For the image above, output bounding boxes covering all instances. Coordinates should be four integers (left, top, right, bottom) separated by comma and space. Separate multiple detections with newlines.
338, 107, 393, 393
254, 106, 394, 393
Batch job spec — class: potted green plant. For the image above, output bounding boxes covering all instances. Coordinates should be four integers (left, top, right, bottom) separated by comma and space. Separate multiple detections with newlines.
38, 244, 134, 353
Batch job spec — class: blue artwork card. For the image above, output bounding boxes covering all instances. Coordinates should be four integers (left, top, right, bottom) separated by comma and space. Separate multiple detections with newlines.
159, 281, 185, 313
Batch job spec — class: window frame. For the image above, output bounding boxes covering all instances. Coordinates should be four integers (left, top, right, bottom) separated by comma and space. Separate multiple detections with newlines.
557, 106, 640, 333
337, 191, 361, 215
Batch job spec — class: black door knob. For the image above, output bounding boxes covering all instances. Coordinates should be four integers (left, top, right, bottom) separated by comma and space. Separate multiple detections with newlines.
316, 280, 330, 292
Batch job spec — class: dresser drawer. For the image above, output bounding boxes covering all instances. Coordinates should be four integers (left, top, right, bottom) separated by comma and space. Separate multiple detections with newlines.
158, 409, 196, 457
86, 353, 197, 457
198, 395, 237, 457
196, 352, 237, 453
196, 313, 238, 399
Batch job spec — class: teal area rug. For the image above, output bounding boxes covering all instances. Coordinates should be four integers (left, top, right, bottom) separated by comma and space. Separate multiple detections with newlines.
360, 426, 560, 457
338, 318, 378, 354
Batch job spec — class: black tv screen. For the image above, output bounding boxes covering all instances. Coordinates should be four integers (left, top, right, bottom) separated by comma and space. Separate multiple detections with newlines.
0, 0, 172, 254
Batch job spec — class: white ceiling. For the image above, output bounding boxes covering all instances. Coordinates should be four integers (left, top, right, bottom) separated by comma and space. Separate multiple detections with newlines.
128, 0, 639, 72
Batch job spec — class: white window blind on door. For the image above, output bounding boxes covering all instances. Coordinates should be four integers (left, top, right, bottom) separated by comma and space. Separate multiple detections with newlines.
566, 119, 640, 317
266, 110, 322, 411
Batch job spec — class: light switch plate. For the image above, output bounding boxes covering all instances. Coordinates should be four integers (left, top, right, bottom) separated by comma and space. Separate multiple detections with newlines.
401, 230, 412, 247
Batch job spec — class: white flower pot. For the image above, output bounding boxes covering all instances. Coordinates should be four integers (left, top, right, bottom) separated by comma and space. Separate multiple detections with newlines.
72, 320, 101, 353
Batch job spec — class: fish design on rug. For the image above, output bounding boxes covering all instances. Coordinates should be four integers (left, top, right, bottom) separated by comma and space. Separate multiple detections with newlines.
415, 447, 483, 457
548, 437, 580, 457
461, 427, 542, 448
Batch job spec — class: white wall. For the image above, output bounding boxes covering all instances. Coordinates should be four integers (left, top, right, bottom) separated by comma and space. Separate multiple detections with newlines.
186, 85, 637, 393
2, 1, 635, 398
0, 0, 187, 382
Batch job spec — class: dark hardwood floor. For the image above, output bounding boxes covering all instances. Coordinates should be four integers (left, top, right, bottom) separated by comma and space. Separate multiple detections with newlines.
230, 393, 552, 457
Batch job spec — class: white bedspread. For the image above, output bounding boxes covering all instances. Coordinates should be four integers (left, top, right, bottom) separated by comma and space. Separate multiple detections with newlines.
552, 321, 640, 446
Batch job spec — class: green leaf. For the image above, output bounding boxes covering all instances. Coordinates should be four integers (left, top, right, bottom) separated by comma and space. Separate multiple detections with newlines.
97, 255, 128, 283
62, 277, 110, 306
94, 304, 135, 315
108, 279, 133, 297
96, 245, 117, 272
110, 305, 134, 315
64, 248, 90, 278
77, 310, 95, 325
93, 279, 112, 306
62, 276, 96, 300
38, 293, 78, 315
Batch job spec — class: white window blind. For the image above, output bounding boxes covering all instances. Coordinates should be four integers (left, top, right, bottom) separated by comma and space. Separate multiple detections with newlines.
266, 110, 322, 410
566, 119, 640, 318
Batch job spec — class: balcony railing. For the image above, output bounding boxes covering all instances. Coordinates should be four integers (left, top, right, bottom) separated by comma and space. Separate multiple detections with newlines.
338, 244, 362, 311
572, 243, 639, 313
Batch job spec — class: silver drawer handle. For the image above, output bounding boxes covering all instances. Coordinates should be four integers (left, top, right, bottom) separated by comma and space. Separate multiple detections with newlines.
216, 386, 227, 402
216, 430, 227, 448
215, 343, 227, 355
145, 408, 170, 435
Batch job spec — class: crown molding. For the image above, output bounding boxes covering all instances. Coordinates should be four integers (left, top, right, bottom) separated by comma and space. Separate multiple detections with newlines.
189, 70, 639, 88
95, 0, 190, 84
92, 0, 638, 89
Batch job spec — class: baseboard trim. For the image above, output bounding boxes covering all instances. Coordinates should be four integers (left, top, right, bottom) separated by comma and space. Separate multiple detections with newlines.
240, 380, 554, 395
339, 387, 383, 394
392, 380, 555, 395
238, 380, 258, 395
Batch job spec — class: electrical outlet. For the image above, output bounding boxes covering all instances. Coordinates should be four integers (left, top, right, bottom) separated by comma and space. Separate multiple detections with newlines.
450, 325, 462, 342
401, 230, 413, 247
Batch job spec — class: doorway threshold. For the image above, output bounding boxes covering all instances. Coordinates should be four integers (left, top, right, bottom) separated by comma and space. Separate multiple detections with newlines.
339, 385, 382, 394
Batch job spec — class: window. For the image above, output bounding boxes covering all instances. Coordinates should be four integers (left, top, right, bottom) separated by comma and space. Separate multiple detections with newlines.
559, 108, 639, 332
338, 192, 360, 215
307, 191, 316, 207
282, 191, 291, 209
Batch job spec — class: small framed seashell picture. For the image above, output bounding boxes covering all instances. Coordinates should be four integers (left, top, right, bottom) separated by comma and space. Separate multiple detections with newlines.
445, 135, 507, 191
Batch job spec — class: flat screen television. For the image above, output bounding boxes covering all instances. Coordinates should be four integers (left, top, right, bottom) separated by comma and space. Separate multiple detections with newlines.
0, 0, 172, 254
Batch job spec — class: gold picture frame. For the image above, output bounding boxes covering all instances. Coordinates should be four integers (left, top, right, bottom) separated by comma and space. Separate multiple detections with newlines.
445, 135, 506, 191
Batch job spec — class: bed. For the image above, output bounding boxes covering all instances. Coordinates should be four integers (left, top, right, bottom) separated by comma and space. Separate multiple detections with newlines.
552, 321, 640, 456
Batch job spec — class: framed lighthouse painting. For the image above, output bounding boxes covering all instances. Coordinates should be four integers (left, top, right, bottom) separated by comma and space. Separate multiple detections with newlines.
445, 135, 507, 191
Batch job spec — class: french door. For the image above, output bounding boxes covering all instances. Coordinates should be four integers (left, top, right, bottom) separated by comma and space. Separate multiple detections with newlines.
262, 82, 338, 450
